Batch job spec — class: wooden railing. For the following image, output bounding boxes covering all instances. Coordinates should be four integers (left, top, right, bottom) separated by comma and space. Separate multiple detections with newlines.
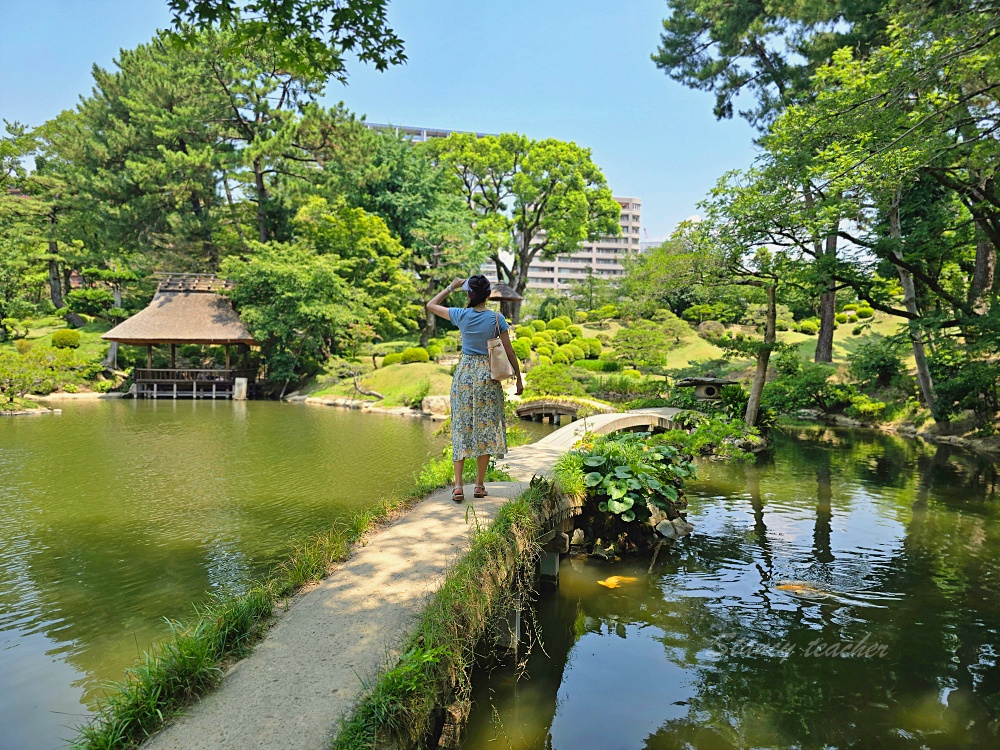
134, 368, 256, 383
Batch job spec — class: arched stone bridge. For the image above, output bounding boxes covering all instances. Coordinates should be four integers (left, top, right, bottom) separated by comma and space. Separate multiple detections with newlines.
515, 398, 615, 424
504, 407, 683, 485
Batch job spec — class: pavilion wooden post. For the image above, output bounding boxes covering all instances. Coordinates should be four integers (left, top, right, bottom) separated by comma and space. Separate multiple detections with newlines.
225, 344, 231, 371
146, 345, 153, 369
170, 344, 176, 369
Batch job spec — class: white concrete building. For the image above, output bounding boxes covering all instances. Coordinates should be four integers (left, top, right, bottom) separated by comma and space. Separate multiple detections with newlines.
483, 197, 642, 292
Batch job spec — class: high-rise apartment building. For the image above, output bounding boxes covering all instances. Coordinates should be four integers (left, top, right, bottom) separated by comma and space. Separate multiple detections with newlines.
514, 197, 642, 292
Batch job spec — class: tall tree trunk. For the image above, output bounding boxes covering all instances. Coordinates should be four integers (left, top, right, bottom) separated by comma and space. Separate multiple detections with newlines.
47, 251, 65, 309
102, 284, 123, 369
815, 224, 839, 363
223, 174, 248, 254
745, 283, 776, 427
969, 219, 996, 315
420, 277, 437, 348
889, 192, 937, 416
253, 157, 268, 243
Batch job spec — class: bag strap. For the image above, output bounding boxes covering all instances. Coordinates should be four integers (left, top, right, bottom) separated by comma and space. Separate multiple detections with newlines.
494, 310, 501, 338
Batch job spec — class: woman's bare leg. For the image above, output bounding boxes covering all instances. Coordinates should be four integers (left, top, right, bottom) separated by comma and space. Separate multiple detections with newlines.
453, 458, 465, 489
476, 455, 490, 487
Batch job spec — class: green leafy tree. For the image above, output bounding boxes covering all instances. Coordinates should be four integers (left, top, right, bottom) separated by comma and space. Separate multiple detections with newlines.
167, 0, 406, 81
293, 197, 418, 339
611, 322, 669, 369
338, 134, 484, 345
221, 243, 358, 387
0, 347, 76, 404
430, 133, 621, 322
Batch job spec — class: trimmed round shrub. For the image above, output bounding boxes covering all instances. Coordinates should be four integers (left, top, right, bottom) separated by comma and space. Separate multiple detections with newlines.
575, 311, 589, 323
552, 351, 569, 365
554, 329, 572, 345
566, 344, 586, 362
622, 369, 642, 379
538, 355, 552, 366
382, 352, 403, 366
15, 339, 33, 355
530, 319, 547, 332
835, 313, 848, 324
511, 338, 531, 361
697, 320, 725, 338
546, 318, 567, 331
584, 338, 603, 357
426, 345, 442, 360
536, 345, 553, 357
400, 347, 430, 364
846, 314, 858, 323
843, 303, 859, 312
567, 325, 583, 338
856, 307, 874, 319
575, 358, 620, 372
51, 329, 81, 349
776, 320, 790, 331
798, 320, 819, 335
530, 335, 547, 349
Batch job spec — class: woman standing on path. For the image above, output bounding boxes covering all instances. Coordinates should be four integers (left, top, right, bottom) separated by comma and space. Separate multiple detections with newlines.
426, 275, 523, 502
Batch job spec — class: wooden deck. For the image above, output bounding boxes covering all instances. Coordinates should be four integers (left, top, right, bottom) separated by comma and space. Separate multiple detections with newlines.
133, 368, 256, 400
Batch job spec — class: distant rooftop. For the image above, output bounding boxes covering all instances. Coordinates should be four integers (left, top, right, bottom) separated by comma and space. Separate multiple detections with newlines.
365, 122, 496, 142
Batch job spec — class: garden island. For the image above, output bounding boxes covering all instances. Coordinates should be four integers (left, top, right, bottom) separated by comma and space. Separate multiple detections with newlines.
1, 1, 999, 749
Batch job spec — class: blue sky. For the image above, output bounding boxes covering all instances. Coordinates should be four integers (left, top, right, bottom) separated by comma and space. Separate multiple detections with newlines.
0, 0, 759, 240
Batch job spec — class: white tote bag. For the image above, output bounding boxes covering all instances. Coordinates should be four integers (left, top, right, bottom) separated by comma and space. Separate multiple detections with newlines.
487, 311, 515, 382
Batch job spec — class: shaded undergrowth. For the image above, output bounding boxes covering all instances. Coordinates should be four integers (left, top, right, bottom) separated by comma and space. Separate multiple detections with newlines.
333, 480, 548, 750
72, 456, 515, 750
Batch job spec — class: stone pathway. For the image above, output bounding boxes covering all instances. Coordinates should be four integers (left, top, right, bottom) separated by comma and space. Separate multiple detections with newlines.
142, 407, 680, 749
144, 481, 525, 750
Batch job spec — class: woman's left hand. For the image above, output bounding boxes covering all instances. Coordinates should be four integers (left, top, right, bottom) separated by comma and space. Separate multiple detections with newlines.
514, 377, 523, 396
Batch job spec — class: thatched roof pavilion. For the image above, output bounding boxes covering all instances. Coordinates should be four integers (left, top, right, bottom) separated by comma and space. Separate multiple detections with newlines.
103, 289, 255, 346
103, 274, 257, 399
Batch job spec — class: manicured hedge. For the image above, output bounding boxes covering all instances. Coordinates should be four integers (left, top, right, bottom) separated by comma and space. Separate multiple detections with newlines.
51, 329, 81, 349
400, 347, 430, 364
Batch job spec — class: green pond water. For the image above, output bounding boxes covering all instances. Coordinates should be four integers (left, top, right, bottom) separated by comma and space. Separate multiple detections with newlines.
0, 400, 552, 750
465, 426, 1000, 750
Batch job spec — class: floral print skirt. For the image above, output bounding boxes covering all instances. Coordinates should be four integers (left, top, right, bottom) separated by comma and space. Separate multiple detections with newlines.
451, 354, 507, 461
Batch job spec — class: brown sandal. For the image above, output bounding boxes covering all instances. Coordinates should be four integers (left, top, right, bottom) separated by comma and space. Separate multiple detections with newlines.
452, 487, 465, 503
474, 484, 488, 498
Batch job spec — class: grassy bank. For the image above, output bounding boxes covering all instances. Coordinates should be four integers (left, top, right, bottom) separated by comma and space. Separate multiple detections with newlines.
309, 362, 453, 407
333, 480, 547, 750
72, 449, 515, 750
1, 396, 42, 412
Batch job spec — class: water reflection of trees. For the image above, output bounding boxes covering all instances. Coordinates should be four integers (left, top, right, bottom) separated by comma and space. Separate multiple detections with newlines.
548, 429, 1000, 749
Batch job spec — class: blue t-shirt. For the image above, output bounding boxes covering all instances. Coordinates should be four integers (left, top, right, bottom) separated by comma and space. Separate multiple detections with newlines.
449, 307, 509, 356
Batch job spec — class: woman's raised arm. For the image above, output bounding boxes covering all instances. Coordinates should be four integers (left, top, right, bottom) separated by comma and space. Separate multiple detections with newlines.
426, 278, 465, 320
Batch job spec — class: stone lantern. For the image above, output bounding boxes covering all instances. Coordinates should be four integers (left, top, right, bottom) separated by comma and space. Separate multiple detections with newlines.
674, 376, 738, 401
489, 282, 523, 322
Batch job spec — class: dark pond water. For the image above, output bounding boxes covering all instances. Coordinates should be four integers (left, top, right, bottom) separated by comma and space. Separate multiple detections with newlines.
0, 400, 545, 750
465, 426, 1000, 749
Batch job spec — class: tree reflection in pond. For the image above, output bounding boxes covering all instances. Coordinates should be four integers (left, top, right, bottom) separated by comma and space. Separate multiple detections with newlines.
464, 428, 1000, 749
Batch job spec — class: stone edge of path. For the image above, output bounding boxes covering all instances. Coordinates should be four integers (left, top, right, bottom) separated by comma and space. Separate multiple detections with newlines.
142, 481, 528, 750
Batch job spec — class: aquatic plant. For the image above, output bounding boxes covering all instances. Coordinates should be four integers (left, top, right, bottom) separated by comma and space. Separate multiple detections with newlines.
556, 431, 695, 525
